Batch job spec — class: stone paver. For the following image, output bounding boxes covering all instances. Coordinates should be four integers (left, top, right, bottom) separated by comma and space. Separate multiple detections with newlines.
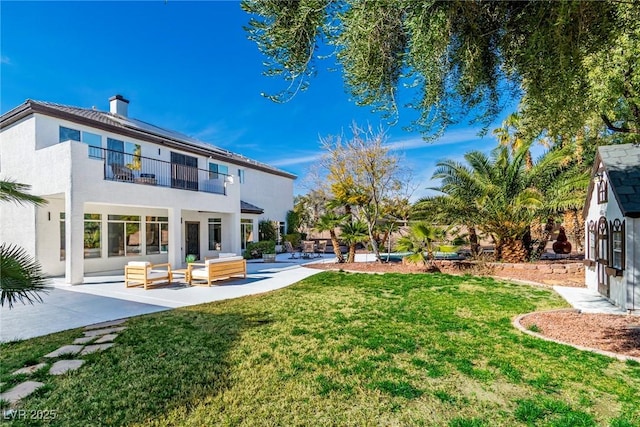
73, 336, 96, 345
80, 343, 114, 355
44, 345, 84, 358
94, 334, 118, 344
0, 381, 44, 404
83, 326, 127, 337
49, 360, 85, 375
84, 319, 127, 330
11, 363, 48, 376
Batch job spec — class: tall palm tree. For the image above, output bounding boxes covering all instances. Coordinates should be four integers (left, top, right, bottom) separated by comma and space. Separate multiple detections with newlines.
1, 179, 50, 308
340, 220, 369, 263
414, 142, 575, 262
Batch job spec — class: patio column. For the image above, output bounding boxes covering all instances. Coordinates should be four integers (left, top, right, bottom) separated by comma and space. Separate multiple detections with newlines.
167, 208, 183, 268
229, 212, 241, 255
64, 194, 84, 285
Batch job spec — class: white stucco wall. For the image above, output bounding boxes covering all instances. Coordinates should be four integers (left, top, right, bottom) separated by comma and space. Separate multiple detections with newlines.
2, 110, 293, 281
0, 116, 39, 255
584, 164, 637, 310
239, 167, 294, 225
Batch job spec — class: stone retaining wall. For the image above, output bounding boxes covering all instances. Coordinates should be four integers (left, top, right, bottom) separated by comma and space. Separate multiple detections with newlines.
432, 260, 585, 286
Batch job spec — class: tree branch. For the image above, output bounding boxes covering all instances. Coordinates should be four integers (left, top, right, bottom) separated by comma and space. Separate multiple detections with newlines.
600, 114, 636, 134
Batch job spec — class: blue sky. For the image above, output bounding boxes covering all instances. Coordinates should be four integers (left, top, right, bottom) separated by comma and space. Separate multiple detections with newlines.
1, 1, 519, 200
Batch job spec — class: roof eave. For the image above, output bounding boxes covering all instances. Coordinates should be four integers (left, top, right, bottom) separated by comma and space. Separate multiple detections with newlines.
1, 101, 297, 180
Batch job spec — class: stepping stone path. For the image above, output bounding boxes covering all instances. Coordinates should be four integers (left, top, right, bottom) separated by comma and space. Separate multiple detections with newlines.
44, 345, 84, 358
0, 381, 45, 405
80, 343, 114, 355
12, 363, 47, 376
1, 318, 128, 408
49, 360, 85, 376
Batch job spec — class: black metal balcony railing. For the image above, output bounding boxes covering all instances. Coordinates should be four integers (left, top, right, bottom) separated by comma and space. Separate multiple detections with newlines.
94, 148, 227, 195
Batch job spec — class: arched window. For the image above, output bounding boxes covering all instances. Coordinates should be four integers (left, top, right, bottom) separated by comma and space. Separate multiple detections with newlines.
597, 216, 608, 265
597, 177, 608, 203
610, 219, 625, 271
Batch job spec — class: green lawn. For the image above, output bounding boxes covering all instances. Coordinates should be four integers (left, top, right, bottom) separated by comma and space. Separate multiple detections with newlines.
2, 272, 639, 426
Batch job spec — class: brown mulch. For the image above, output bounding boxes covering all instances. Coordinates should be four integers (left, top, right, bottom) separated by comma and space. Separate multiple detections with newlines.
520, 311, 640, 358
307, 260, 640, 360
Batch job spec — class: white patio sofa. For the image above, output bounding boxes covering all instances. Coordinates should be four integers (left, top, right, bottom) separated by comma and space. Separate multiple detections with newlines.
187, 255, 246, 287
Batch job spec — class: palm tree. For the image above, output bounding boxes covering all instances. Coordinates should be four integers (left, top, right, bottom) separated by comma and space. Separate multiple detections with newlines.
315, 212, 346, 263
414, 142, 575, 262
339, 220, 369, 263
396, 222, 445, 267
1, 179, 50, 308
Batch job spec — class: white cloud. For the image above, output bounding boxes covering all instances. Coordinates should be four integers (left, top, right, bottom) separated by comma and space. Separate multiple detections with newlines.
1, 55, 11, 65
385, 127, 485, 151
270, 153, 322, 167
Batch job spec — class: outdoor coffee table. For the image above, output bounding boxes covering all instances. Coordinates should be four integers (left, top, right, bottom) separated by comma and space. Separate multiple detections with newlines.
172, 269, 191, 285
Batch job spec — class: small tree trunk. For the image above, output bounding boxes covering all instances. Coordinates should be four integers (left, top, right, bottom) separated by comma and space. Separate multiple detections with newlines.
347, 244, 356, 263
329, 230, 345, 263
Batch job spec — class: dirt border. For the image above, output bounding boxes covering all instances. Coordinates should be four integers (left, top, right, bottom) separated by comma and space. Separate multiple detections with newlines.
513, 309, 640, 363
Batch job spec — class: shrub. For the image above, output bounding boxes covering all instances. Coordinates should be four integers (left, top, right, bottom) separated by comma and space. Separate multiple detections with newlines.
258, 220, 278, 242
244, 240, 276, 259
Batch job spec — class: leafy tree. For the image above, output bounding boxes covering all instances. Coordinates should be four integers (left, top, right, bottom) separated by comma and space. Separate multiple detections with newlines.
319, 124, 407, 262
258, 219, 278, 242
0, 179, 49, 308
285, 209, 300, 235
243, 0, 639, 139
293, 190, 328, 237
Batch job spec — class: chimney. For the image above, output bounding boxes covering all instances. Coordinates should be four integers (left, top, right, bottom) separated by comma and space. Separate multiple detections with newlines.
109, 94, 129, 117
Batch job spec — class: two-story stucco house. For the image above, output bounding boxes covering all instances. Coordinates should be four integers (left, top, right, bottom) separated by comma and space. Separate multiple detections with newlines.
0, 95, 295, 285
583, 143, 639, 312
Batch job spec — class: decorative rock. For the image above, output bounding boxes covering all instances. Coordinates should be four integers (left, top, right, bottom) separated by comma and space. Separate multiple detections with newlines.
73, 336, 96, 345
94, 334, 118, 344
44, 345, 84, 358
12, 363, 47, 376
83, 327, 126, 337
80, 343, 114, 355
49, 360, 85, 375
84, 319, 127, 330
0, 381, 44, 404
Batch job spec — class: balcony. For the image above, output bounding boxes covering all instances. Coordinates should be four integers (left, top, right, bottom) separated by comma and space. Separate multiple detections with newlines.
95, 148, 228, 195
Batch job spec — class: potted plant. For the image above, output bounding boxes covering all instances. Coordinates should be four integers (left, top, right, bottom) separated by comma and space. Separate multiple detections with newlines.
261, 240, 277, 263
185, 254, 197, 263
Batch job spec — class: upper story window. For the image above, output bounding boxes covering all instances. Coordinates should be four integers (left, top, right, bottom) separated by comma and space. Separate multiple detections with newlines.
209, 163, 228, 179
597, 175, 608, 204
107, 138, 141, 171
59, 126, 102, 159
59, 126, 80, 142
238, 169, 245, 184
